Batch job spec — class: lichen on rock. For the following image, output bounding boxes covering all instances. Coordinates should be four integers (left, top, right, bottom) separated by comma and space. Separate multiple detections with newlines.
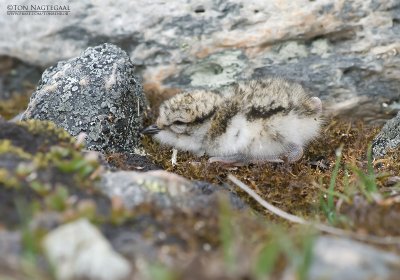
372, 111, 400, 158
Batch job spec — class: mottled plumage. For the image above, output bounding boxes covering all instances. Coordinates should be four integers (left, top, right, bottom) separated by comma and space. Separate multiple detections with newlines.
143, 78, 322, 165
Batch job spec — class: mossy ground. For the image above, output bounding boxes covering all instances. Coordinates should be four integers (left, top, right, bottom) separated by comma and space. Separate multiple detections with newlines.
142, 93, 400, 241
0, 94, 31, 120
0, 120, 111, 228
0, 119, 292, 279
0, 55, 42, 120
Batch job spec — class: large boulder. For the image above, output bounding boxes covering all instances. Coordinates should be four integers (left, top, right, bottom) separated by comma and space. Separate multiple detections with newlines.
22, 43, 146, 153
1, 0, 399, 119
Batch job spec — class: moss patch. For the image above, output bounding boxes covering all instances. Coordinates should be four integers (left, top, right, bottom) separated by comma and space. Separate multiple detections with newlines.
142, 116, 400, 237
0, 120, 110, 228
0, 92, 32, 120
0, 120, 73, 154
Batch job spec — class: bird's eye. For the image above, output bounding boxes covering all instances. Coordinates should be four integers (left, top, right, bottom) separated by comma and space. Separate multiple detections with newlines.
173, 120, 187, 125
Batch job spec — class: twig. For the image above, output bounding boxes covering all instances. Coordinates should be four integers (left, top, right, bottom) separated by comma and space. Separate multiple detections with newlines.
171, 148, 178, 166
228, 174, 400, 245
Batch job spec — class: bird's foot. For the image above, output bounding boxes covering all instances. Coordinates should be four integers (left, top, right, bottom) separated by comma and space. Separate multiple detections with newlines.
310, 96, 322, 114
285, 144, 304, 162
247, 144, 304, 164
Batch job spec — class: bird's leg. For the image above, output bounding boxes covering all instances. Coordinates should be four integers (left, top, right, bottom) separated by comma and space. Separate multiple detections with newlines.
252, 145, 303, 164
286, 144, 304, 162
208, 154, 248, 166
209, 145, 304, 165
249, 156, 284, 164
209, 154, 285, 165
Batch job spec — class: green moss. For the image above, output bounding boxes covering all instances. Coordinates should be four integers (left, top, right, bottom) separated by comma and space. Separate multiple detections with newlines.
18, 120, 74, 146
0, 168, 20, 188
44, 185, 69, 211
0, 120, 109, 229
0, 140, 31, 159
0, 94, 31, 120
30, 181, 51, 195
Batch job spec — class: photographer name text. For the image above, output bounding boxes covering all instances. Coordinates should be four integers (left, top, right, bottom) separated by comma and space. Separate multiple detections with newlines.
7, 4, 70, 15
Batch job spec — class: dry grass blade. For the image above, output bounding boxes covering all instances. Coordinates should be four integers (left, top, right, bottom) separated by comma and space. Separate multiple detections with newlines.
228, 174, 400, 245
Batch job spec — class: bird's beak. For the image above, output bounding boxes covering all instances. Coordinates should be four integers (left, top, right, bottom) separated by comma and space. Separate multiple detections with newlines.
141, 124, 161, 135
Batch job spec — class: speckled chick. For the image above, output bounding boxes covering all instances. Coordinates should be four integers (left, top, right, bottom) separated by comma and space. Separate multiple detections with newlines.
143, 78, 322, 164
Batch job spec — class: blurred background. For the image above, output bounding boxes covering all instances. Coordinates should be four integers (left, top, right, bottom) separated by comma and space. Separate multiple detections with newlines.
1, 0, 399, 122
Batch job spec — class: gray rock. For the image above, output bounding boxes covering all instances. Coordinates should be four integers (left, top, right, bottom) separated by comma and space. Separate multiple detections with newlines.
98, 170, 247, 270
0, 231, 21, 269
165, 50, 248, 88
1, 0, 400, 120
22, 43, 146, 153
0, 56, 42, 101
97, 170, 246, 210
43, 219, 131, 280
307, 236, 400, 280
252, 53, 399, 121
372, 111, 400, 158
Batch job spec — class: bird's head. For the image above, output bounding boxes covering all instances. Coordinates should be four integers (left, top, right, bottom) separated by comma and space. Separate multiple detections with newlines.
142, 89, 221, 154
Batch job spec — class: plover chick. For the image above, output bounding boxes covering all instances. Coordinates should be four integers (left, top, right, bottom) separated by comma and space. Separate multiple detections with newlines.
143, 78, 322, 165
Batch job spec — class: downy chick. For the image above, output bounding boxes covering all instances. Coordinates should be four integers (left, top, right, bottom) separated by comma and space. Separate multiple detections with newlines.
143, 78, 322, 165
